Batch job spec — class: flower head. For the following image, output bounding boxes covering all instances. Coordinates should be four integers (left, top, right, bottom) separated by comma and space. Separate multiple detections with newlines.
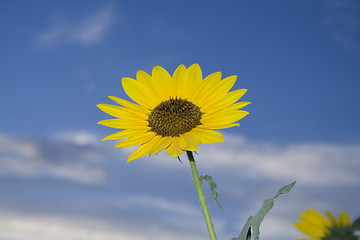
294, 209, 356, 240
97, 64, 250, 162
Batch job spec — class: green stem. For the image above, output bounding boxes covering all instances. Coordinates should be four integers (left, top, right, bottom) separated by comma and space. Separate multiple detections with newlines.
187, 151, 217, 240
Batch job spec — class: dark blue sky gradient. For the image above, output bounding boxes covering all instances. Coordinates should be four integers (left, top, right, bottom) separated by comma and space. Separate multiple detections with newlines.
1, 0, 359, 143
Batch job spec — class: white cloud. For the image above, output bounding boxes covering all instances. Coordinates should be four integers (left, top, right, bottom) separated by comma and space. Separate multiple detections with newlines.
145, 134, 360, 186
320, 0, 360, 52
37, 4, 115, 46
0, 133, 105, 184
0, 193, 219, 240
1, 131, 360, 186
0, 209, 205, 240
118, 195, 201, 217
325, 0, 360, 9
86, 82, 96, 92
256, 215, 298, 239
51, 130, 99, 145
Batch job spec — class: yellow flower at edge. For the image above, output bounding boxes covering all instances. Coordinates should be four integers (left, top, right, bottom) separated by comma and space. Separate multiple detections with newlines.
97, 64, 250, 162
294, 208, 352, 240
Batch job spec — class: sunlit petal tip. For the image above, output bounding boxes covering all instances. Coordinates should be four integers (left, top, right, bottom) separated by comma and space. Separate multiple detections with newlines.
97, 104, 115, 113
188, 63, 202, 74
136, 70, 152, 84
108, 96, 117, 100
121, 76, 134, 81
101, 136, 110, 141
153, 65, 164, 70
189, 63, 200, 67
127, 149, 146, 162
326, 210, 340, 225
223, 75, 237, 83
97, 120, 107, 125
339, 211, 351, 226
173, 64, 187, 73
152, 65, 171, 78
136, 69, 147, 76
127, 151, 144, 162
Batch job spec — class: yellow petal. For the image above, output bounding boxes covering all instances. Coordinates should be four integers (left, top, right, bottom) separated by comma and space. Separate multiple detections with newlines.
205, 101, 251, 115
326, 210, 340, 226
97, 119, 148, 129
97, 104, 147, 121
299, 213, 326, 230
179, 132, 201, 151
294, 221, 325, 238
232, 101, 251, 109
127, 137, 159, 162
202, 110, 249, 127
122, 77, 157, 109
201, 89, 247, 114
166, 137, 185, 158
183, 63, 202, 99
152, 66, 173, 101
108, 96, 150, 116
199, 75, 237, 109
136, 70, 162, 105
339, 211, 351, 226
115, 131, 156, 147
149, 136, 172, 155
173, 64, 187, 98
202, 109, 249, 122
191, 128, 224, 144
304, 209, 331, 228
200, 122, 240, 129
102, 128, 151, 141
191, 72, 222, 106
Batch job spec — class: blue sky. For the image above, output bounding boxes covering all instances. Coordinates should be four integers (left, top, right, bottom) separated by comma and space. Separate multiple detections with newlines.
1, 1, 360, 240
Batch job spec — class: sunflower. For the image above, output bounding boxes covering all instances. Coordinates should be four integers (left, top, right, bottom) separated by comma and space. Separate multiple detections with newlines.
294, 209, 356, 240
97, 63, 250, 162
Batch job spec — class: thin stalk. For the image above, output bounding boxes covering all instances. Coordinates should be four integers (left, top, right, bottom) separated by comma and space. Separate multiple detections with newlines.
187, 151, 217, 240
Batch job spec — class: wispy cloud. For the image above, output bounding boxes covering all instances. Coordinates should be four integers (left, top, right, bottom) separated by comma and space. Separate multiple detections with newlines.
0, 132, 105, 184
0, 209, 203, 240
118, 195, 201, 217
321, 0, 360, 52
1, 131, 360, 186
148, 134, 360, 186
37, 4, 115, 46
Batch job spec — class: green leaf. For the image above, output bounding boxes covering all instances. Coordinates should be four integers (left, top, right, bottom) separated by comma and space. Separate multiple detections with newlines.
275, 181, 296, 198
233, 181, 296, 240
200, 175, 223, 212
237, 216, 252, 240
252, 198, 275, 240
351, 217, 360, 230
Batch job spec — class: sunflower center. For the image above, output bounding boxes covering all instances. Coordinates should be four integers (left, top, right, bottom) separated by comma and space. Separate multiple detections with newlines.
148, 97, 202, 137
